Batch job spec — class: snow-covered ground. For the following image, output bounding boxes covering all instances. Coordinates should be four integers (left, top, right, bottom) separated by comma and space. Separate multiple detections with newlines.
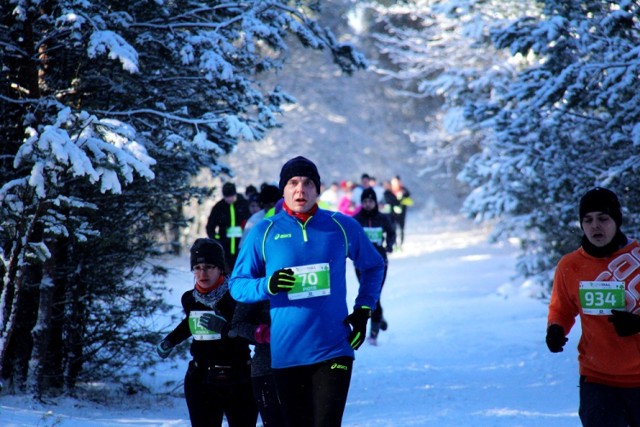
1, 212, 582, 426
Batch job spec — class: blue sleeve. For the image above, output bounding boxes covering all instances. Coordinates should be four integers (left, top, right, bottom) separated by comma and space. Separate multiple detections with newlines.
229, 221, 271, 303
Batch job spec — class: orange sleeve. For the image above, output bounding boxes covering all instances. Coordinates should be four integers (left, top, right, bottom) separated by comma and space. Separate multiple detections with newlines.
547, 255, 579, 333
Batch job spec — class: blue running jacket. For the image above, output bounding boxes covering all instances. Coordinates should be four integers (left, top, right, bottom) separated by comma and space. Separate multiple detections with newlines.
229, 208, 385, 368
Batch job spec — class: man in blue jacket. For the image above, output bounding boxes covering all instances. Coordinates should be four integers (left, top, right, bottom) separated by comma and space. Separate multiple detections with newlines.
229, 156, 385, 427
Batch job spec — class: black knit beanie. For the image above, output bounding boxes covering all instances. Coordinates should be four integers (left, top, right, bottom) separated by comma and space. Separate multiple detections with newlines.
190, 238, 226, 270
579, 187, 622, 227
279, 156, 321, 194
222, 182, 237, 197
361, 187, 377, 203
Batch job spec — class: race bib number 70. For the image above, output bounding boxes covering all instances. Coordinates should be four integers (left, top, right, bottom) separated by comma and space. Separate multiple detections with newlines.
579, 281, 625, 315
287, 263, 331, 300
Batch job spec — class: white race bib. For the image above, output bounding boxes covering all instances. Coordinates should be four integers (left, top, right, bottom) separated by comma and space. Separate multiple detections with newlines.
287, 263, 331, 300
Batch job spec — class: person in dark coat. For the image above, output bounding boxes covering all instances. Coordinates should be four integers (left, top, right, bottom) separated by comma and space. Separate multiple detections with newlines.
206, 183, 250, 271
156, 238, 257, 427
230, 300, 285, 426
353, 187, 396, 344
390, 175, 413, 249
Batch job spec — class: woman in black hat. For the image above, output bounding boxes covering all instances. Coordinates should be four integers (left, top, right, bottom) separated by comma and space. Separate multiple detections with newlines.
157, 238, 257, 427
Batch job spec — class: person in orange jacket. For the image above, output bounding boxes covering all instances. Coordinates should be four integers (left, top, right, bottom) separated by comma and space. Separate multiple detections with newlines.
546, 187, 640, 427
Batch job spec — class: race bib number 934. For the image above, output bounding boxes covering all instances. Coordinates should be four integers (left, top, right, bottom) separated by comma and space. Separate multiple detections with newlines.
579, 281, 625, 315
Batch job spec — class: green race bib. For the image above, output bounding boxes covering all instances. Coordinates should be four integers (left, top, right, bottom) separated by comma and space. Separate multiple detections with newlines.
189, 311, 222, 340
287, 263, 331, 300
363, 227, 383, 245
579, 281, 625, 315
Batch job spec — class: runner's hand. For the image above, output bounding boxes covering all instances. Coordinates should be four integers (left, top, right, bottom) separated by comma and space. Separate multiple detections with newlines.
254, 324, 271, 344
609, 310, 640, 337
545, 324, 567, 352
268, 268, 296, 294
201, 313, 228, 334
344, 307, 371, 350
156, 340, 173, 359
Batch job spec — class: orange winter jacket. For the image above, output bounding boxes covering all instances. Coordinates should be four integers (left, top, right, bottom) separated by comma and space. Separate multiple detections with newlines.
548, 240, 640, 387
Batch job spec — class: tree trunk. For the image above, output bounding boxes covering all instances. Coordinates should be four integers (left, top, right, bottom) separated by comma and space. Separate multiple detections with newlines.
0, 198, 45, 388
27, 273, 54, 397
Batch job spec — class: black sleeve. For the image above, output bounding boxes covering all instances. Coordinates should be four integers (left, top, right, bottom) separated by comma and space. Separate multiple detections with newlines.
206, 202, 220, 238
162, 291, 194, 346
230, 302, 261, 343
217, 292, 237, 321
382, 214, 396, 249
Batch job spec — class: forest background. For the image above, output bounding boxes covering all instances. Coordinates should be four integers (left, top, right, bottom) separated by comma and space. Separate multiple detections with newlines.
2, 0, 640, 401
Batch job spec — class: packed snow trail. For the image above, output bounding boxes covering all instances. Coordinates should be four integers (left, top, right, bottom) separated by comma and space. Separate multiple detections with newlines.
342, 214, 581, 426
1, 214, 582, 426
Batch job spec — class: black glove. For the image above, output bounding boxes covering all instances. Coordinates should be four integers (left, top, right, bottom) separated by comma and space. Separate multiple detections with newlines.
200, 313, 228, 335
546, 324, 568, 353
344, 306, 371, 350
268, 268, 296, 294
156, 340, 173, 359
609, 310, 640, 337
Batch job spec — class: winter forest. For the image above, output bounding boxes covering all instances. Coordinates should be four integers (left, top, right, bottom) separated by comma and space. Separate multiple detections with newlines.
2, 0, 640, 404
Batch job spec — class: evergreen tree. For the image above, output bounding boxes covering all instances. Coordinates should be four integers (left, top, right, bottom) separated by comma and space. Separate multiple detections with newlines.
367, 0, 536, 184
461, 0, 640, 291
1, 0, 365, 396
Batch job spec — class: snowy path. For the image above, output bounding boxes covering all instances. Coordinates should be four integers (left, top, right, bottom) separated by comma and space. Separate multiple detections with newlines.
1, 214, 582, 426
342, 215, 581, 426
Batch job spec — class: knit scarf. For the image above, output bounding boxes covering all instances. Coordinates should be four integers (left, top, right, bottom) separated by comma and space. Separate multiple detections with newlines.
193, 276, 228, 309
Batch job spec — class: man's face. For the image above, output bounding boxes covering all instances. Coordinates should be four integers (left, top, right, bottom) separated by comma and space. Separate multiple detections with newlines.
581, 212, 617, 247
283, 176, 318, 213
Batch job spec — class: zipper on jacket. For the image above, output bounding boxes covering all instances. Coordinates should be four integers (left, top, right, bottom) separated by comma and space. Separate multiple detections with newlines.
298, 219, 310, 242
229, 203, 237, 255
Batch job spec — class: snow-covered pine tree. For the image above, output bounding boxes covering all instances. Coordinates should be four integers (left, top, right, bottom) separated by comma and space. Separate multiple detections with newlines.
461, 0, 640, 292
367, 0, 537, 187
1, 0, 365, 396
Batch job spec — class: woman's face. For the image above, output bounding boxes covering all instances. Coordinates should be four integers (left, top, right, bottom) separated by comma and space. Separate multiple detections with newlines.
581, 212, 617, 247
193, 264, 221, 289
